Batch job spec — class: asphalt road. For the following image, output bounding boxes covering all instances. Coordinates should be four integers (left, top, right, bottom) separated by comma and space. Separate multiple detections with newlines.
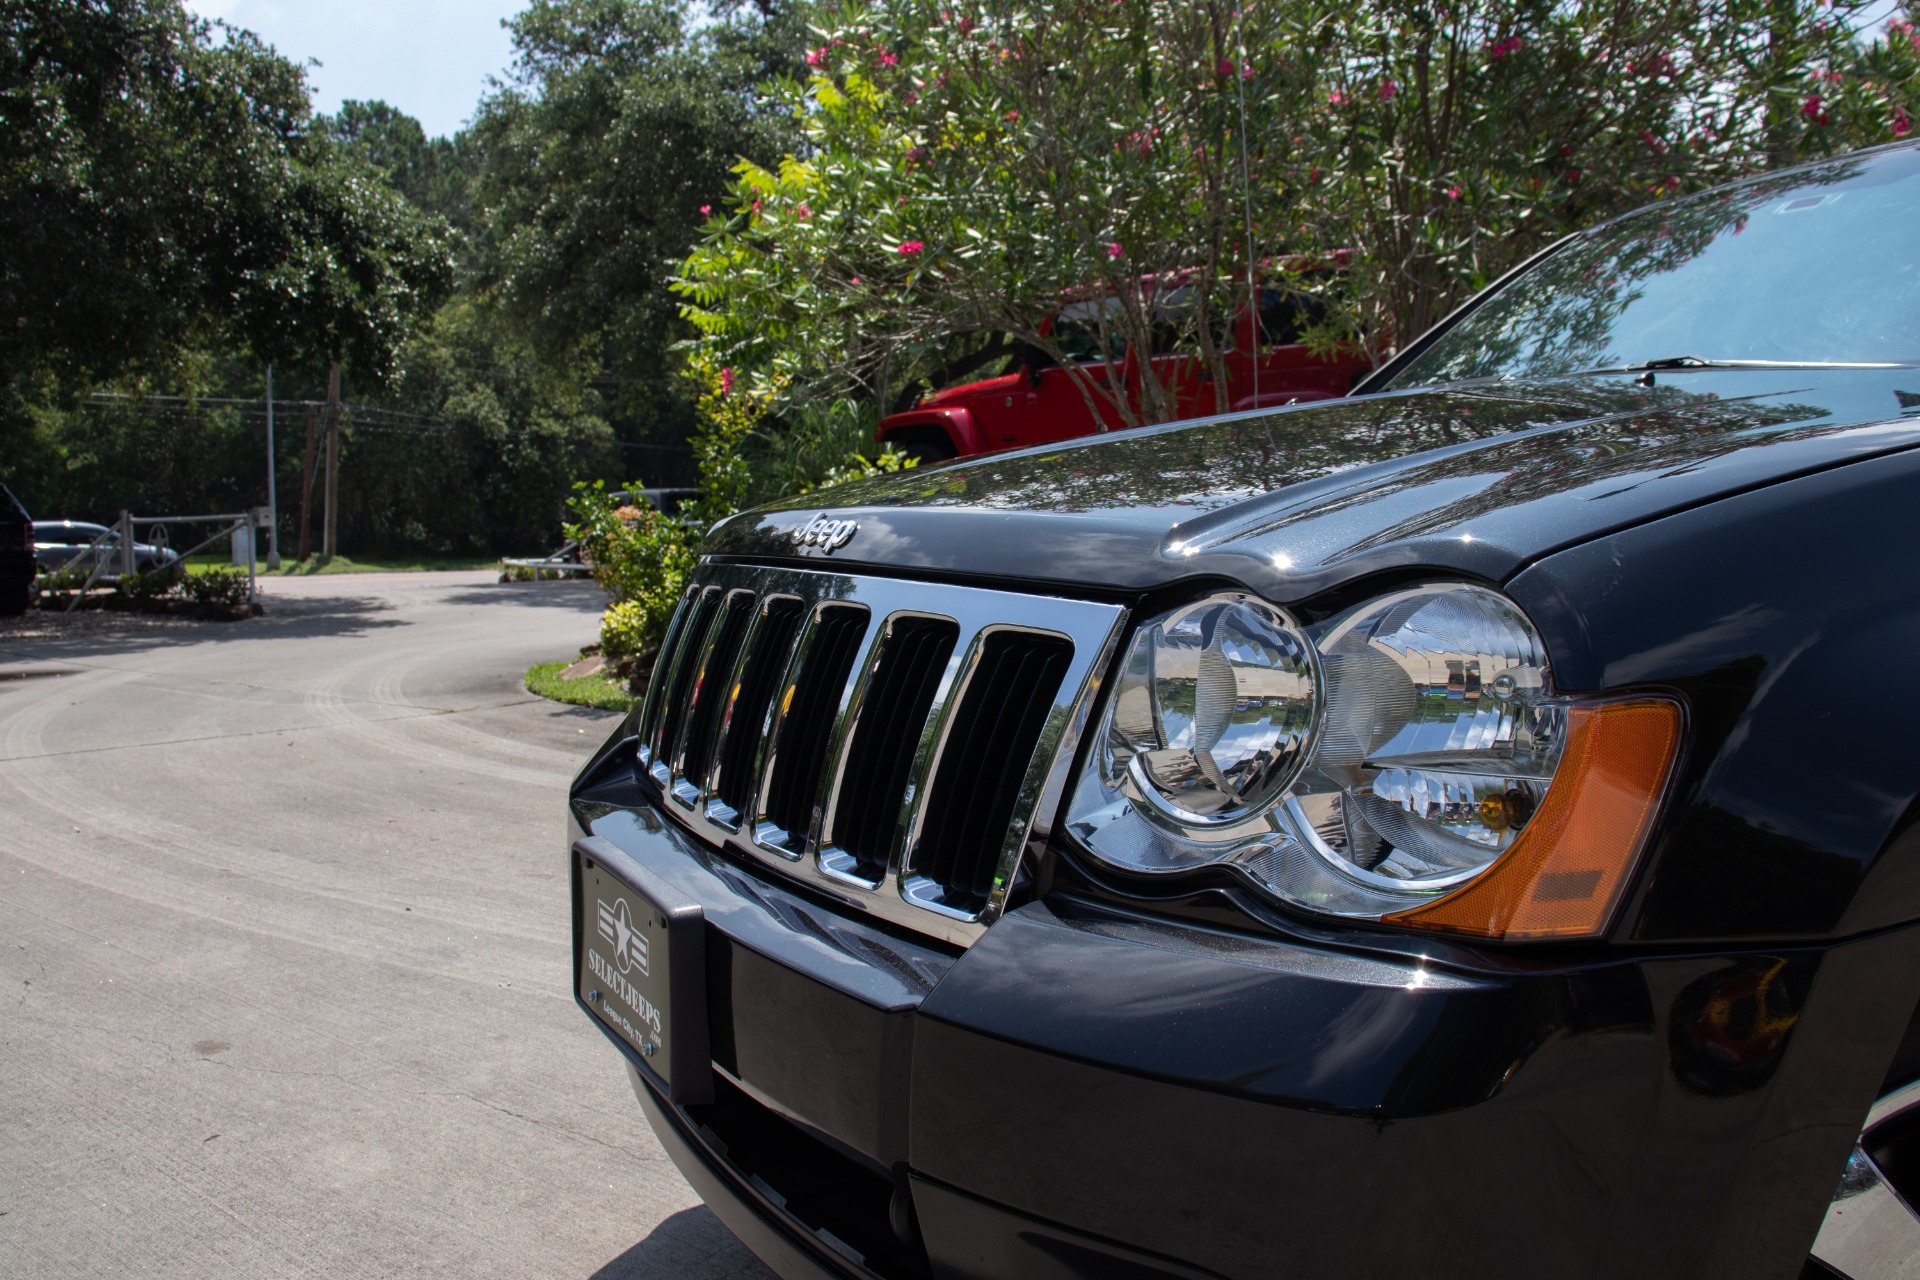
0, 572, 774, 1279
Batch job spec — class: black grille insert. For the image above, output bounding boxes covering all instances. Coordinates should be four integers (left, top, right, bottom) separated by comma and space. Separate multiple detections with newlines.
714, 598, 805, 820
914, 631, 1073, 910
830, 618, 959, 879
762, 605, 870, 843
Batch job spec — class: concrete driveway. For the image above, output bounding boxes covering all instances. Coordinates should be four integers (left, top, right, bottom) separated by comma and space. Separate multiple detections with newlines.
0, 572, 773, 1279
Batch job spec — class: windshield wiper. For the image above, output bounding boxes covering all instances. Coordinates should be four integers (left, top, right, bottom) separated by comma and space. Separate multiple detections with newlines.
1573, 355, 1915, 376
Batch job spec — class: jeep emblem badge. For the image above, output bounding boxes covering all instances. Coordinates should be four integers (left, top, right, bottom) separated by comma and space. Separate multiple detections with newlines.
794, 513, 859, 553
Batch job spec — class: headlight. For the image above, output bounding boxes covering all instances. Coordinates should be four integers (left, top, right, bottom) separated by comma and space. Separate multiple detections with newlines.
1109, 594, 1319, 832
1068, 583, 1680, 940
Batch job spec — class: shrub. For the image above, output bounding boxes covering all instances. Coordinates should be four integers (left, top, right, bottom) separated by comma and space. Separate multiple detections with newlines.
37, 565, 90, 593
182, 566, 251, 607
599, 599, 651, 661
565, 481, 697, 663
116, 564, 185, 600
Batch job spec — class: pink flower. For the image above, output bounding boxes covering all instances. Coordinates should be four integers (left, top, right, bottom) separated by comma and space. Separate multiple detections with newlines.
850, 276, 861, 285
1487, 36, 1526, 60
1446, 185, 1462, 199
805, 47, 824, 66
958, 17, 972, 32
1379, 78, 1397, 101
902, 90, 918, 105
1665, 175, 1680, 190
879, 50, 899, 67
1566, 167, 1582, 184
796, 203, 812, 219
1641, 128, 1667, 153
699, 204, 711, 216
1217, 58, 1233, 77
751, 198, 761, 213
719, 368, 734, 397
897, 240, 924, 255
1801, 92, 1829, 124
1895, 108, 1912, 137
1327, 90, 1346, 105
1003, 109, 1019, 122
1106, 241, 1124, 259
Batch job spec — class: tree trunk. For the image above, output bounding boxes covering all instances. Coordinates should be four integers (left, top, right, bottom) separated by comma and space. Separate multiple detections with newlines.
297, 402, 320, 561
322, 362, 341, 560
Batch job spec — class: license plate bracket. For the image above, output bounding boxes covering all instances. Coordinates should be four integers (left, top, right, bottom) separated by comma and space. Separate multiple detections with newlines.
573, 836, 711, 1104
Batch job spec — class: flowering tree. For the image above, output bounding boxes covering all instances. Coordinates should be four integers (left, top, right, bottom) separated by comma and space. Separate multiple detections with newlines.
682, 0, 1317, 432
680, 0, 1920, 433
1293, 0, 1920, 359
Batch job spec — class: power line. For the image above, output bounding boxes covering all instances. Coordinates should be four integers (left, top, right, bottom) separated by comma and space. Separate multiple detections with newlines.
79, 394, 691, 452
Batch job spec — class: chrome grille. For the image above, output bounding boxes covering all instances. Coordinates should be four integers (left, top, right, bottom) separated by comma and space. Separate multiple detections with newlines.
635, 561, 1127, 946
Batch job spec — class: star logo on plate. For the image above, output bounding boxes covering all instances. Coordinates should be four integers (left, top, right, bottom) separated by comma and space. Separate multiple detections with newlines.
596, 896, 650, 976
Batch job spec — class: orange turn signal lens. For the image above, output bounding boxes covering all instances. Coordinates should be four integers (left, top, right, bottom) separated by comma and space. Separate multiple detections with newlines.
1383, 698, 1682, 941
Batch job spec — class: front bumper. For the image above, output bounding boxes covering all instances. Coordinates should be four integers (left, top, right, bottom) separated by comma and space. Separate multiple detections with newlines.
573, 792, 1918, 1280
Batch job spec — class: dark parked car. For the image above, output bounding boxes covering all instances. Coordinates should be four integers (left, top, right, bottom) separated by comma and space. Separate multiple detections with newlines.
568, 140, 1920, 1280
0, 483, 33, 616
32, 520, 178, 576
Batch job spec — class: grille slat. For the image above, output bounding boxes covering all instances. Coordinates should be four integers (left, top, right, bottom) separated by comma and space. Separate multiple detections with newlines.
714, 598, 806, 822
762, 605, 870, 843
635, 562, 1122, 945
654, 587, 722, 772
831, 619, 958, 879
915, 633, 1074, 909
640, 586, 699, 759
679, 593, 755, 792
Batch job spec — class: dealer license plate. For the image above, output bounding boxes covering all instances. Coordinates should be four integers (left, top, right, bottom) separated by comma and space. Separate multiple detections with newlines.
574, 839, 711, 1104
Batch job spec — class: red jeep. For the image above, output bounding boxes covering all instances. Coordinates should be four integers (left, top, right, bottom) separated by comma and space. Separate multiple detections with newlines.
876, 283, 1373, 461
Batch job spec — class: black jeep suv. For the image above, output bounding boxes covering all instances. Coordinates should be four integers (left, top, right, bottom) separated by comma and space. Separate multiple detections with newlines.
0, 483, 34, 616
568, 141, 1920, 1280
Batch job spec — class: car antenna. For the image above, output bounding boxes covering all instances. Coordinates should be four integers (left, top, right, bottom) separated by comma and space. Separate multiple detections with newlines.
1233, 5, 1259, 409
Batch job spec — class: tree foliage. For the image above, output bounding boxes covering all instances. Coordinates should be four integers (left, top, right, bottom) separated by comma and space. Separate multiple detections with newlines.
0, 0, 452, 386
471, 0, 806, 405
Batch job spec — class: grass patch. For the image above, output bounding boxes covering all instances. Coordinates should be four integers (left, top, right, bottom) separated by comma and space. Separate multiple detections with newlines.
525, 659, 636, 713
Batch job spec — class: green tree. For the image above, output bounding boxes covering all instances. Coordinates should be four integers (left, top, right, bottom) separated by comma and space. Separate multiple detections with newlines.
470, 0, 805, 416
0, 1, 453, 510
317, 100, 483, 241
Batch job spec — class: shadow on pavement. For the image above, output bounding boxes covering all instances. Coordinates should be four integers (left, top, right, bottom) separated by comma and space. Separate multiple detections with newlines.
0, 592, 405, 663
589, 1206, 777, 1279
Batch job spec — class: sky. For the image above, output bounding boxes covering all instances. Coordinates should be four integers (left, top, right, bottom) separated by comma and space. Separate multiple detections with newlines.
182, 0, 523, 138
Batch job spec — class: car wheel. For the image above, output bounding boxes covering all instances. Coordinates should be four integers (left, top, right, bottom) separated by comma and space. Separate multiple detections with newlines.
1811, 1080, 1920, 1277
899, 438, 957, 465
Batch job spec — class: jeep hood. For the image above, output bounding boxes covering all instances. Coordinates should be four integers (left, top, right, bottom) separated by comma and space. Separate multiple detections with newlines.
706, 371, 1920, 602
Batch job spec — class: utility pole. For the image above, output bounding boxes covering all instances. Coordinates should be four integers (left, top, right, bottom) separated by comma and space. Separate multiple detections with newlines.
322, 361, 341, 561
264, 365, 281, 570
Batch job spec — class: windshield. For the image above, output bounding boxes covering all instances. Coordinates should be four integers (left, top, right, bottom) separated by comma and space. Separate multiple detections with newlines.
1385, 145, 1920, 389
